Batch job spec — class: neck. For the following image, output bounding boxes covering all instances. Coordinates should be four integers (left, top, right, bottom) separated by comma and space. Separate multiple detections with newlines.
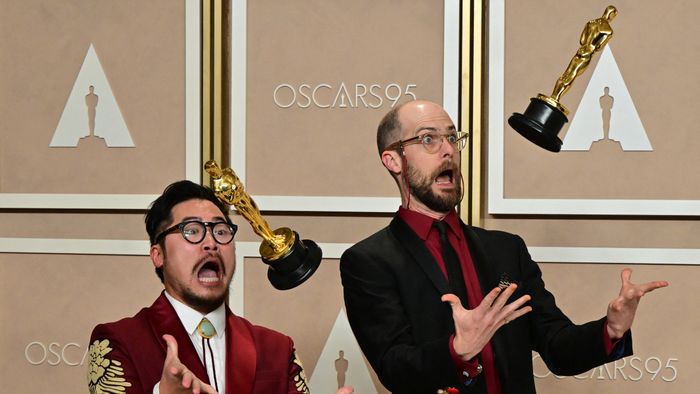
401, 194, 451, 220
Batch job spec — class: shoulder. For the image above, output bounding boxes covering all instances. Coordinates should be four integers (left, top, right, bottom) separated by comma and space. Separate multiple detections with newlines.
87, 303, 167, 394
341, 225, 392, 259
88, 303, 160, 364
90, 306, 152, 341
467, 225, 524, 243
340, 225, 395, 271
346, 225, 393, 252
231, 314, 293, 348
463, 224, 532, 262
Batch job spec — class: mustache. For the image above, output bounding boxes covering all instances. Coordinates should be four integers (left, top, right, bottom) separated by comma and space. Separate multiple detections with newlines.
431, 161, 460, 179
191, 253, 224, 274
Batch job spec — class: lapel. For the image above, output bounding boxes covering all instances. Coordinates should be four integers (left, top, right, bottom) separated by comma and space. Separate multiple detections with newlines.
389, 216, 450, 295
461, 224, 498, 294
147, 293, 210, 384
225, 309, 257, 394
390, 216, 513, 382
461, 225, 511, 383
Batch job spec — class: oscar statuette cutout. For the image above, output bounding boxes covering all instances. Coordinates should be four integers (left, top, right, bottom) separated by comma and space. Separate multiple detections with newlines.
509, 5, 617, 152
204, 160, 321, 290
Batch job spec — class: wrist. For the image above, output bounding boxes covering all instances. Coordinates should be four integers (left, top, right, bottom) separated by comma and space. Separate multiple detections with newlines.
606, 322, 626, 340
452, 336, 478, 361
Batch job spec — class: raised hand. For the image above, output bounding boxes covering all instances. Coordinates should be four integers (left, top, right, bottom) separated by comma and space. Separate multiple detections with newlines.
606, 268, 669, 339
160, 334, 218, 394
442, 284, 532, 360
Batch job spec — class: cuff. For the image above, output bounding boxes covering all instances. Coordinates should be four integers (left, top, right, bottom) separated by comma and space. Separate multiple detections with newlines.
449, 334, 483, 384
602, 319, 626, 357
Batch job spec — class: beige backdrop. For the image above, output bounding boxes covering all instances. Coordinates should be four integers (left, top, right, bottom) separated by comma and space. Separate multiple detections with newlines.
1, 0, 697, 393
0, 0, 186, 194
502, 0, 700, 200
487, 0, 698, 392
244, 0, 444, 198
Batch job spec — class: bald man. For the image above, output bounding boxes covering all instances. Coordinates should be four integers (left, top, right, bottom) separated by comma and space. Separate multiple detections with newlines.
340, 100, 667, 393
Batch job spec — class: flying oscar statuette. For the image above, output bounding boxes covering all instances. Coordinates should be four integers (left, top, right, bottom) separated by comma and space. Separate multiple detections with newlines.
509, 5, 617, 152
204, 160, 321, 290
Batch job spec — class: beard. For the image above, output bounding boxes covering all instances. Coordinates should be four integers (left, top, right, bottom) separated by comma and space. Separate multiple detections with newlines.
406, 161, 462, 213
161, 250, 230, 313
181, 286, 229, 313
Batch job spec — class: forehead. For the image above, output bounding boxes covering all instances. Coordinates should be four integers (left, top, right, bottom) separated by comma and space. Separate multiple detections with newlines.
170, 199, 225, 221
399, 101, 455, 137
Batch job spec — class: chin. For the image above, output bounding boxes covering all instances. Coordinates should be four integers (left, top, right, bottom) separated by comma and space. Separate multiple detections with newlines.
184, 289, 228, 311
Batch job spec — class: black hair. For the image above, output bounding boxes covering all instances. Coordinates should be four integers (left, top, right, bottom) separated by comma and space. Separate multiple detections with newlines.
144, 180, 230, 282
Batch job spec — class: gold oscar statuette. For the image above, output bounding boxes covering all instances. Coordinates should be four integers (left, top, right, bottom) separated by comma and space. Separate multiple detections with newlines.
508, 5, 617, 152
204, 160, 321, 290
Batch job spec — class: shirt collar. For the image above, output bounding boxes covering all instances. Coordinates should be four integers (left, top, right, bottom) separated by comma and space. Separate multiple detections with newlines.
164, 291, 226, 339
398, 206, 463, 240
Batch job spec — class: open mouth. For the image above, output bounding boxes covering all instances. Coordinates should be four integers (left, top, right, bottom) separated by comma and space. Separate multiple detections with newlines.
435, 168, 454, 185
197, 259, 222, 283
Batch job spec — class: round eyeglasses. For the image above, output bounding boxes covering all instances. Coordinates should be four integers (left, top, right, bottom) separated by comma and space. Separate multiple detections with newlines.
155, 220, 238, 245
385, 131, 468, 154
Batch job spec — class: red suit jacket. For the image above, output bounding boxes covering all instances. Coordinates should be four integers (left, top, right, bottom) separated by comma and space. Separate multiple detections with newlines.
87, 293, 309, 394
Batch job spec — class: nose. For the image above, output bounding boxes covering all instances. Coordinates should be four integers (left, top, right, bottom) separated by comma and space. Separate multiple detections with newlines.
201, 227, 219, 250
439, 135, 457, 158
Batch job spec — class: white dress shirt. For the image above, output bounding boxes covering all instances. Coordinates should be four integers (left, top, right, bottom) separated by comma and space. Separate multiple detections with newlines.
153, 292, 227, 393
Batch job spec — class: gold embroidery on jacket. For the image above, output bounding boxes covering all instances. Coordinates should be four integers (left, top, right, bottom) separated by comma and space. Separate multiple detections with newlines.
87, 339, 132, 394
292, 351, 311, 393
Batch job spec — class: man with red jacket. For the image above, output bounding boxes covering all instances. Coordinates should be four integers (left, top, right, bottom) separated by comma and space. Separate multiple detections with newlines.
88, 180, 353, 394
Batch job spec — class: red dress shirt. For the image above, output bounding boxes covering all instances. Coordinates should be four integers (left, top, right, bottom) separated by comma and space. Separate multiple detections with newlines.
398, 207, 621, 393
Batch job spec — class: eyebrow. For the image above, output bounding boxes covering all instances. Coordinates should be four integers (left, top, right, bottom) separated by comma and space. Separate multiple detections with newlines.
179, 216, 227, 222
414, 125, 457, 135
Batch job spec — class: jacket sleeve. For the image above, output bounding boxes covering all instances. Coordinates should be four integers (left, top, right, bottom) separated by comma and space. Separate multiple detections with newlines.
507, 233, 633, 375
88, 324, 145, 394
288, 348, 311, 394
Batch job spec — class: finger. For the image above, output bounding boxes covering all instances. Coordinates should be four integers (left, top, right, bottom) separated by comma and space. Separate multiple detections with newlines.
506, 294, 531, 310
498, 294, 531, 322
491, 283, 518, 310
620, 268, 632, 284
479, 286, 504, 309
191, 379, 201, 394
168, 364, 184, 378
181, 369, 193, 389
441, 293, 464, 310
637, 280, 669, 294
163, 334, 179, 364
194, 381, 217, 394
503, 305, 533, 325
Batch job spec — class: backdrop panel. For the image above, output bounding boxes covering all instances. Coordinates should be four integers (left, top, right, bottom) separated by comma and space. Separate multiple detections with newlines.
0, 0, 200, 209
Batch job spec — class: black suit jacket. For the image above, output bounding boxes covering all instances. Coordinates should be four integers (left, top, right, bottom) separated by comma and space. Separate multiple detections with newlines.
340, 216, 631, 393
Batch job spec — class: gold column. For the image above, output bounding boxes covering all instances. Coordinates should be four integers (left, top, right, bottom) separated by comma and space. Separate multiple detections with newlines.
459, 0, 485, 226
201, 0, 231, 185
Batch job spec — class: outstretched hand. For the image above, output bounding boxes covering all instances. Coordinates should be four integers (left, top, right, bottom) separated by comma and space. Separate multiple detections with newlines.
606, 268, 668, 339
160, 334, 218, 394
442, 284, 532, 360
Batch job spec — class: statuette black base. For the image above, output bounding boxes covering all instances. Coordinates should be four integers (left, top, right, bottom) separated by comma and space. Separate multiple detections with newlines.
264, 232, 322, 290
508, 98, 568, 152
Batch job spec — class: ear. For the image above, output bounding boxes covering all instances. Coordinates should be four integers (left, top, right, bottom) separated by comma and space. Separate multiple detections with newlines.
150, 244, 164, 269
381, 150, 403, 174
